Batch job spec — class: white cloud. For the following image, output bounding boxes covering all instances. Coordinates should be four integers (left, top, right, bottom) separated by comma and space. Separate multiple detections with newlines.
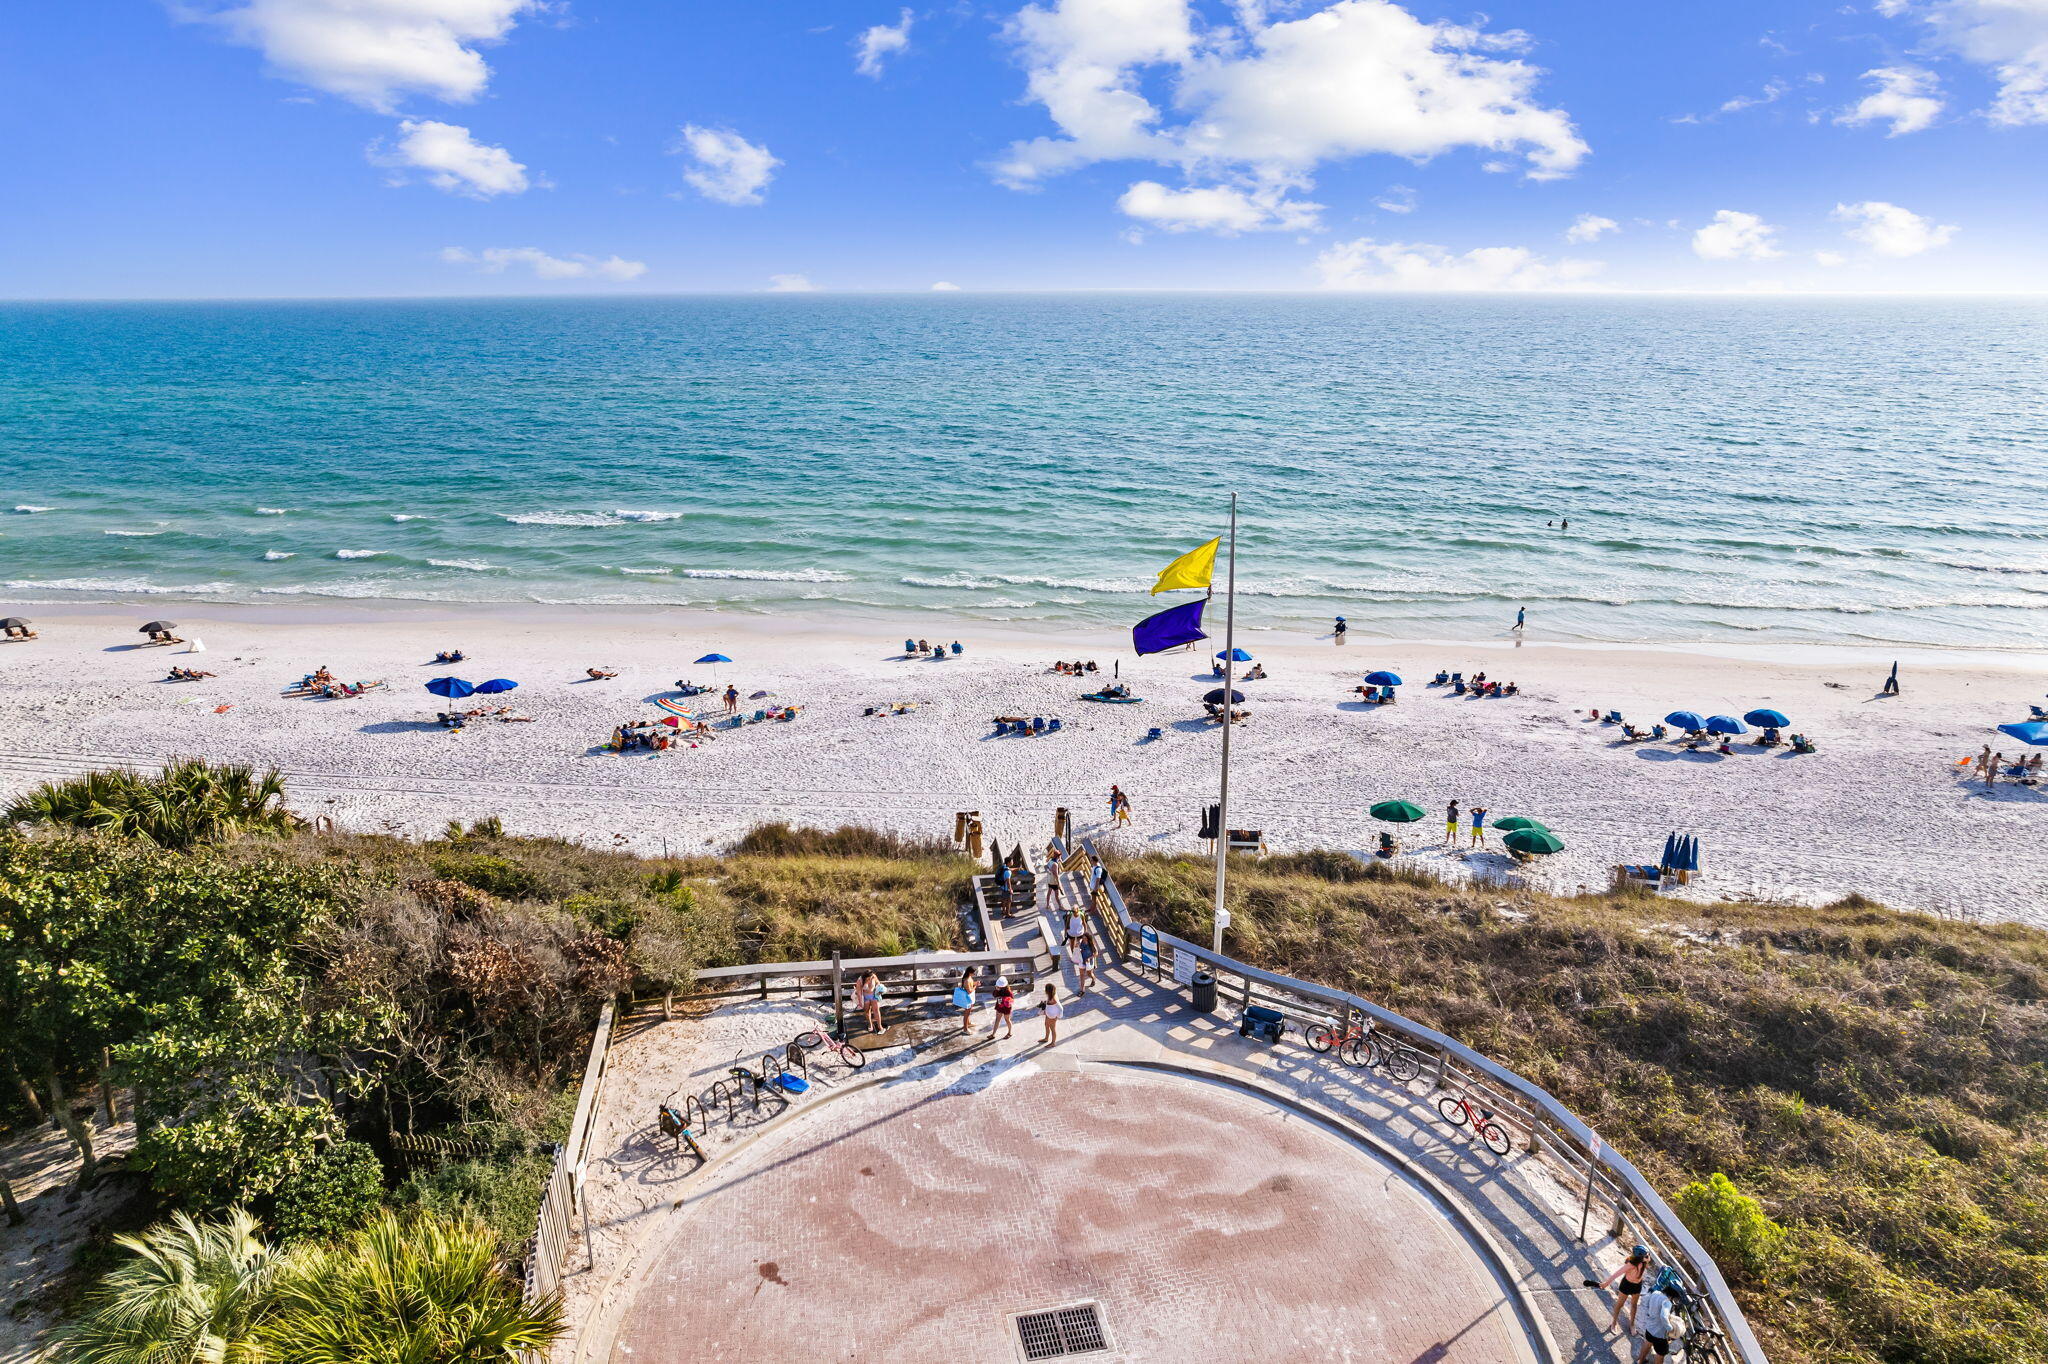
187, 0, 534, 113
1832, 200, 1959, 256
1923, 0, 2048, 125
1117, 180, 1322, 233
767, 273, 816, 292
1814, 250, 1847, 266
995, 0, 1585, 220
1373, 184, 1417, 214
674, 125, 780, 206
1720, 78, 1790, 114
440, 247, 646, 280
377, 119, 529, 196
930, 281, 963, 290
1314, 238, 1603, 291
1564, 213, 1617, 243
1692, 210, 1781, 261
1836, 66, 1944, 135
856, 9, 914, 77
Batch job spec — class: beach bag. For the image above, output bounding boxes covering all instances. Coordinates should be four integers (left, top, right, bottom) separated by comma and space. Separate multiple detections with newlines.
952, 986, 973, 1009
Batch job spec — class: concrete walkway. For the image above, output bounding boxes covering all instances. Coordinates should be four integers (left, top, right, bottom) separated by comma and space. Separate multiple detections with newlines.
556, 864, 1643, 1364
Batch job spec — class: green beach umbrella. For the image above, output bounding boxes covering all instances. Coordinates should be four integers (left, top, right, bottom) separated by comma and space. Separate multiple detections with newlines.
1369, 800, 1426, 823
1504, 828, 1566, 856
1493, 816, 1549, 833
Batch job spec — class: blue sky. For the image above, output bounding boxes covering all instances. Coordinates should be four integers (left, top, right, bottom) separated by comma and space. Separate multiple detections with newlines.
4, 0, 2045, 296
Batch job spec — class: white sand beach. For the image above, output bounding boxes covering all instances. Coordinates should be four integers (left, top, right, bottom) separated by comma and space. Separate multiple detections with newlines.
0, 604, 2043, 925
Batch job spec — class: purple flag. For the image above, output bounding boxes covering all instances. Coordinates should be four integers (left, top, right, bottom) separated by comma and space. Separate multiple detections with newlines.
1132, 598, 1208, 655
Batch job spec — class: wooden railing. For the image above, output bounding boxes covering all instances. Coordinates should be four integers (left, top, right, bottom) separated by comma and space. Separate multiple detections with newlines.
523, 996, 616, 1322
1057, 836, 1768, 1364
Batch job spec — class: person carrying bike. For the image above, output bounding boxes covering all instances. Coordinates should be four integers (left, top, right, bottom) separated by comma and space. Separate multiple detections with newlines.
1634, 1278, 1678, 1362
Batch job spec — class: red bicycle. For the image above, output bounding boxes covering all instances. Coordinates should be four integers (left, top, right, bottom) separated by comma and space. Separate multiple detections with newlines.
1302, 1016, 1422, 1081
1436, 1091, 1513, 1155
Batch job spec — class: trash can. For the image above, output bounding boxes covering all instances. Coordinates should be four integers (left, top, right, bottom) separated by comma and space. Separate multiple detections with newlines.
1190, 969, 1217, 1014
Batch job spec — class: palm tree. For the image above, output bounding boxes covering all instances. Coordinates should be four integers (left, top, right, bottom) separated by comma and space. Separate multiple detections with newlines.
260, 1211, 563, 1363
52, 1208, 283, 1364
5, 760, 300, 849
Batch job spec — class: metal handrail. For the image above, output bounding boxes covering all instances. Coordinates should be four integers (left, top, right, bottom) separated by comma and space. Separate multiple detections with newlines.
1064, 837, 1767, 1364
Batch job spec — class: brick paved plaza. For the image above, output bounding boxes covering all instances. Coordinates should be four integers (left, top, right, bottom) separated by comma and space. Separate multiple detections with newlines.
607, 1059, 1544, 1363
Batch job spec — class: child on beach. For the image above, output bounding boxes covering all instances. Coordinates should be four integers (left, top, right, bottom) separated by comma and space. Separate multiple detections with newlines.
1040, 984, 1063, 1046
1468, 806, 1487, 846
989, 979, 1015, 1039
1444, 799, 1460, 845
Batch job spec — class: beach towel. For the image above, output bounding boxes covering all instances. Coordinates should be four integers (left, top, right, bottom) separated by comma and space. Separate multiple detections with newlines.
214, 705, 233, 714
653, 696, 700, 719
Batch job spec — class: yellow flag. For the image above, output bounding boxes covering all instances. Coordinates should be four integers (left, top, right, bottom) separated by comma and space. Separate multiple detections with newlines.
1152, 536, 1220, 594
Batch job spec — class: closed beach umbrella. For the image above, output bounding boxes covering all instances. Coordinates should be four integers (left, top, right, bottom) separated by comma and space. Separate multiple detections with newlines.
1363, 670, 1404, 687
1494, 816, 1549, 833
1203, 687, 1246, 705
1369, 799, 1426, 823
1215, 647, 1254, 661
1659, 831, 1678, 870
139, 620, 178, 634
473, 678, 519, 694
1664, 710, 1706, 731
1743, 708, 1790, 728
425, 676, 475, 700
1705, 715, 1749, 735
1504, 828, 1566, 856
1998, 721, 2048, 746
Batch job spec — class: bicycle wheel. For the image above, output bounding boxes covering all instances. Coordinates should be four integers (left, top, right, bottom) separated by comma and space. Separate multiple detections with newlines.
1380, 1042, 1421, 1083
1338, 1036, 1372, 1068
1478, 1119, 1512, 1156
1304, 1022, 1336, 1053
1436, 1094, 1470, 1128
838, 1042, 867, 1070
793, 1029, 826, 1050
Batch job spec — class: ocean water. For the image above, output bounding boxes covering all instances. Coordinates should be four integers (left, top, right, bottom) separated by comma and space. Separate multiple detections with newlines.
3, 295, 2045, 650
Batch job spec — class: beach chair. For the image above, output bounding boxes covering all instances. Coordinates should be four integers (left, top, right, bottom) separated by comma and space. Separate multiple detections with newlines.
1048, 717, 1062, 732
2031, 705, 2047, 721
1031, 716, 1046, 733
1226, 828, 1266, 856
1432, 671, 1449, 685
1452, 680, 1466, 695
1651, 724, 1668, 740
753, 709, 767, 723
1604, 711, 1623, 724
1144, 726, 1163, 741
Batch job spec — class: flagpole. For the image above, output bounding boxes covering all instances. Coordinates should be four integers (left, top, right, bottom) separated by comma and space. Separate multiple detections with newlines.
1213, 492, 1237, 955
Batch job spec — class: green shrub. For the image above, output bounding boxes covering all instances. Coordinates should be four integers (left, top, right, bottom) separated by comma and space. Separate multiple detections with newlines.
271, 1141, 385, 1244
428, 851, 540, 900
1675, 1172, 1788, 1278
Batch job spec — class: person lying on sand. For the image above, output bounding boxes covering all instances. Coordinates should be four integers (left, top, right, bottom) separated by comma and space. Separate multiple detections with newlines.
166, 667, 217, 680
587, 667, 618, 679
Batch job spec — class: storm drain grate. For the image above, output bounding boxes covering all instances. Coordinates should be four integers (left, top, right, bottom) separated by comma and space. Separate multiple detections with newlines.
1016, 1303, 1108, 1360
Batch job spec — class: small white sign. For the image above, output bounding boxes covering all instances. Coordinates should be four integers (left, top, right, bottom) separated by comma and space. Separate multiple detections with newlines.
1172, 950, 1197, 985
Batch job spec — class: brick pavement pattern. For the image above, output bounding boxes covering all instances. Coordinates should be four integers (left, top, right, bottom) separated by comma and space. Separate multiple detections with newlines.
609, 1064, 1539, 1364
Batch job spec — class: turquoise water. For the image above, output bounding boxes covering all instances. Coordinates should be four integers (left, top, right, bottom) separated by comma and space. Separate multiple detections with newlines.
3, 295, 2045, 649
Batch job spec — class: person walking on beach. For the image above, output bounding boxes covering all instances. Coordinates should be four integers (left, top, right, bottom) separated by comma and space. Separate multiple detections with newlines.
1074, 934, 1096, 995
1599, 1246, 1651, 1335
1333, 615, 1347, 643
1514, 607, 1526, 632
723, 683, 739, 715
1040, 984, 1064, 1046
953, 968, 979, 1033
1444, 799, 1461, 846
1987, 752, 2004, 788
1064, 908, 1088, 958
989, 978, 1015, 1039
1468, 805, 1488, 847
1883, 660, 1900, 695
1109, 784, 1131, 826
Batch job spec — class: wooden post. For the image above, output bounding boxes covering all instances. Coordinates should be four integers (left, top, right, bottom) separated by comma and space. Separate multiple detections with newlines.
832, 952, 845, 1037
758, 973, 769, 1002
967, 820, 984, 859
0, 1176, 20, 1226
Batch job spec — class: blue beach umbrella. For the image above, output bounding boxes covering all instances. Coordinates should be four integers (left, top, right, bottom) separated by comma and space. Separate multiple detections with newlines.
1744, 708, 1790, 728
425, 677, 474, 700
1665, 710, 1706, 731
1364, 670, 1404, 687
1678, 836, 1703, 873
1216, 647, 1254, 661
1998, 721, 2048, 746
473, 678, 519, 694
1659, 831, 1678, 870
695, 653, 732, 664
1705, 715, 1749, 735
